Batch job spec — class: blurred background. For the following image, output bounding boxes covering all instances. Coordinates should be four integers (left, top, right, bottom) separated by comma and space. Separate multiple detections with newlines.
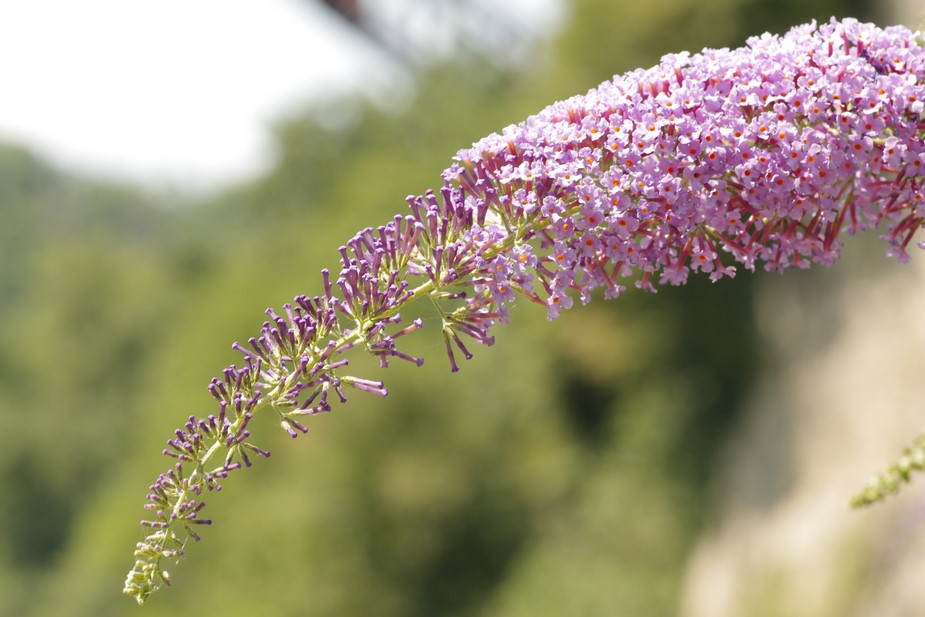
1, 1, 924, 616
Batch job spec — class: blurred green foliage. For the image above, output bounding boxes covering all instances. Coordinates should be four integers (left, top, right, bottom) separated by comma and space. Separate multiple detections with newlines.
0, 0, 878, 615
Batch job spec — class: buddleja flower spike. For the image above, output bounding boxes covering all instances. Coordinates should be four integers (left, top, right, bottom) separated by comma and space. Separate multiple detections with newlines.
125, 18, 925, 604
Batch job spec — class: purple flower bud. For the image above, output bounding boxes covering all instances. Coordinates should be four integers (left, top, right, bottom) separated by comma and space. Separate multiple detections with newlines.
280, 418, 309, 438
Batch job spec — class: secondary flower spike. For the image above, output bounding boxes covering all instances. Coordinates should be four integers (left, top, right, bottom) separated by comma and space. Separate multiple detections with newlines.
124, 18, 925, 604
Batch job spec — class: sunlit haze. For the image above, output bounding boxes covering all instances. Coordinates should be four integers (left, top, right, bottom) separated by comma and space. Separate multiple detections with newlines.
0, 0, 561, 191
0, 0, 398, 189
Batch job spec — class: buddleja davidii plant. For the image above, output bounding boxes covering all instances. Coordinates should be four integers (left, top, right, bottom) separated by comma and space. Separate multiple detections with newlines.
125, 17, 925, 604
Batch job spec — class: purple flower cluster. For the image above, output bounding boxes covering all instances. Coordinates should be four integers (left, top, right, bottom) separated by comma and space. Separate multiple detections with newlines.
125, 18, 925, 604
451, 18, 925, 320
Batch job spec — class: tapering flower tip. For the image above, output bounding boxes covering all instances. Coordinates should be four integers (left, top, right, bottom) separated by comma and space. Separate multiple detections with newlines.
442, 18, 925, 319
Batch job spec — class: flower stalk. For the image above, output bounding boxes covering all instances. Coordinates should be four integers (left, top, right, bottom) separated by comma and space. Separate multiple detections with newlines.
125, 18, 925, 604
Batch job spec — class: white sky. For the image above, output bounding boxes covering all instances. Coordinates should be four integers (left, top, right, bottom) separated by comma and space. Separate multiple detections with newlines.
0, 0, 561, 192
0, 0, 394, 190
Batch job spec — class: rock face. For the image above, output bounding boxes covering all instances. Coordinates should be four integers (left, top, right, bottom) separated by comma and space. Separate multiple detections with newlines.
680, 239, 925, 617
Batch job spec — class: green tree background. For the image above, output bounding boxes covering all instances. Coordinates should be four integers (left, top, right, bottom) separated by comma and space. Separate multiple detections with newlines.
0, 0, 885, 615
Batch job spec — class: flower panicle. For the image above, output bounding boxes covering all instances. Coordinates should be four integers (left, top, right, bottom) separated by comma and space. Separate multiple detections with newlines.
127, 18, 925, 604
